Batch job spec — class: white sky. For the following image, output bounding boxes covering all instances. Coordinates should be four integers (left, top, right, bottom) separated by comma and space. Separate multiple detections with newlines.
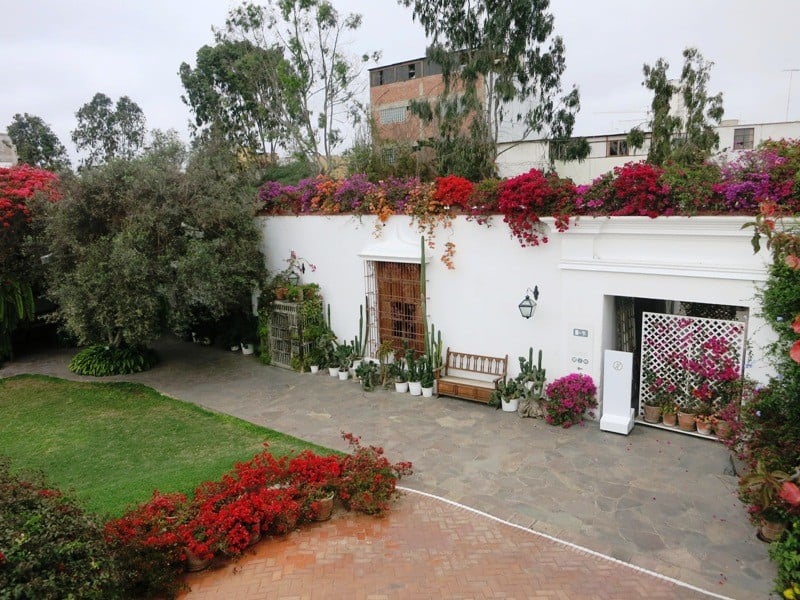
2, 0, 799, 161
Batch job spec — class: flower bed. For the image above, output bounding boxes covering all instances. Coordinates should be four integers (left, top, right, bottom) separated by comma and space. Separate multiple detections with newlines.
102, 432, 412, 596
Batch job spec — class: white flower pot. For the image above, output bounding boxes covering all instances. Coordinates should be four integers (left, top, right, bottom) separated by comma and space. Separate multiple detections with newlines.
310, 365, 319, 374
502, 397, 520, 412
421, 386, 434, 398
241, 343, 254, 355
328, 367, 339, 377
394, 381, 409, 393
350, 359, 362, 377
408, 381, 422, 396
338, 370, 349, 381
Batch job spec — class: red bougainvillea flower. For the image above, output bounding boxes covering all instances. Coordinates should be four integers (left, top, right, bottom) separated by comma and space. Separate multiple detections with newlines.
433, 175, 474, 208
792, 315, 800, 335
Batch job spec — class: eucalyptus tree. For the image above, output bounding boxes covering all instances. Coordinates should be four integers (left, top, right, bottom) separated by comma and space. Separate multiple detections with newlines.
71, 93, 147, 167
628, 47, 724, 165
398, 0, 583, 179
215, 0, 379, 172
179, 39, 290, 157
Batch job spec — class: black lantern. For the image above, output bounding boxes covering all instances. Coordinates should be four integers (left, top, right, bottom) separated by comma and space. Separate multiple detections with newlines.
287, 270, 301, 286
518, 286, 539, 319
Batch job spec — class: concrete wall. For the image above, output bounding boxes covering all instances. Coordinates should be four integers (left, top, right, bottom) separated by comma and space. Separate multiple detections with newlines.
259, 214, 776, 413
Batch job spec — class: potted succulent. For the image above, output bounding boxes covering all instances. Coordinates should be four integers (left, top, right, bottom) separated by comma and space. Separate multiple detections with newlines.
355, 360, 379, 391
388, 361, 408, 393
405, 349, 421, 396
334, 341, 354, 380
490, 378, 522, 412
419, 355, 435, 397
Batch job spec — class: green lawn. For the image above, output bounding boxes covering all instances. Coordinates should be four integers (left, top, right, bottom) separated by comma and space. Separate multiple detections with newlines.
0, 374, 334, 518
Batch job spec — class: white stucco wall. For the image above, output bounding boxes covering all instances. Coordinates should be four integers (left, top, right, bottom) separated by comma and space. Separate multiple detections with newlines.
259, 214, 775, 412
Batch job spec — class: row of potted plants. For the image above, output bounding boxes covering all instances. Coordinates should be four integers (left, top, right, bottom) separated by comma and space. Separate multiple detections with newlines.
103, 433, 412, 596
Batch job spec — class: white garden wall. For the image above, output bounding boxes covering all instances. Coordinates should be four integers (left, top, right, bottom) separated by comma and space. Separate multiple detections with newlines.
258, 214, 775, 412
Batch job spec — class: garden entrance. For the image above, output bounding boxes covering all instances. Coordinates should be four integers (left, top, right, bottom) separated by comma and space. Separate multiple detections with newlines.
364, 261, 424, 357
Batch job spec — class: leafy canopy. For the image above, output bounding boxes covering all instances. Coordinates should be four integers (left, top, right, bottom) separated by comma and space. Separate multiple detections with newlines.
398, 0, 583, 179
5, 113, 71, 172
71, 92, 147, 167
628, 47, 724, 166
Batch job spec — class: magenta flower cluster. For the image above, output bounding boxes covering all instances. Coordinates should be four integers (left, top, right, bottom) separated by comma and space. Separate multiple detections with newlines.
544, 373, 598, 428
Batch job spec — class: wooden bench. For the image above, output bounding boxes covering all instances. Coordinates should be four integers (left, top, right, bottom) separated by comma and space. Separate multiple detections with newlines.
436, 348, 508, 404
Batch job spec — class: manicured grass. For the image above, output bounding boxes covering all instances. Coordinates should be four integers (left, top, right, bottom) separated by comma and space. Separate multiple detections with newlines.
0, 374, 334, 518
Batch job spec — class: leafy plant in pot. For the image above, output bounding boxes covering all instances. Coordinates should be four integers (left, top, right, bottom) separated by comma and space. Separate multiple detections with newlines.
419, 355, 435, 397
355, 360, 379, 391
388, 360, 408, 393
739, 461, 794, 542
334, 341, 354, 380
490, 378, 522, 412
405, 349, 421, 395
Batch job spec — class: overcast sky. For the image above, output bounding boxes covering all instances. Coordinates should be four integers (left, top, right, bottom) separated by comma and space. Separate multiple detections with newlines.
2, 0, 799, 161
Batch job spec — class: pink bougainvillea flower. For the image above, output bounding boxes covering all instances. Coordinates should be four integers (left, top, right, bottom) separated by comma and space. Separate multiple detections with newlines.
790, 339, 800, 364
786, 254, 800, 270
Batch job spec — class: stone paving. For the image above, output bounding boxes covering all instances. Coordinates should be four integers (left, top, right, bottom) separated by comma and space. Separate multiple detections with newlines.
1, 338, 777, 598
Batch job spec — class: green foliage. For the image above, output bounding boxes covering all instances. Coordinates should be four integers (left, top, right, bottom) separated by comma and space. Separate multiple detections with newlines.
400, 0, 580, 174
71, 92, 146, 167
68, 344, 159, 376
770, 519, 800, 597
180, 39, 291, 156
630, 47, 724, 166
660, 160, 723, 214
0, 459, 123, 599
5, 113, 71, 172
216, 0, 378, 172
261, 158, 317, 185
0, 279, 35, 362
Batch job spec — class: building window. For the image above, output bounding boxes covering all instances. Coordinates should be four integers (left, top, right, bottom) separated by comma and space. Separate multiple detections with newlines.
733, 127, 754, 150
370, 261, 424, 355
379, 106, 407, 125
607, 139, 629, 157
408, 63, 416, 79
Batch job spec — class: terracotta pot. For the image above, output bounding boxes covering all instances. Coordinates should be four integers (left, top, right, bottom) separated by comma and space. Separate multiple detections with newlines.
662, 412, 677, 427
758, 520, 786, 542
714, 419, 732, 440
696, 420, 713, 435
677, 411, 697, 432
185, 549, 213, 572
314, 493, 335, 521
642, 403, 662, 423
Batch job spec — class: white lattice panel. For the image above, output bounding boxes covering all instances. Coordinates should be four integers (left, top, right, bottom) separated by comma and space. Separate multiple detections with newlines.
639, 312, 746, 410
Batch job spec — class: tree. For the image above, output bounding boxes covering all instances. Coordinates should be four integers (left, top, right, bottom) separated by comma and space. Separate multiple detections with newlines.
216, 0, 379, 173
398, 0, 583, 179
180, 39, 292, 157
43, 136, 265, 356
628, 47, 724, 166
71, 93, 147, 167
5, 113, 71, 172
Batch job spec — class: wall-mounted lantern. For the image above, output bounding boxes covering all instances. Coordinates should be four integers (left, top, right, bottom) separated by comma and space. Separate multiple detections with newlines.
518, 286, 540, 319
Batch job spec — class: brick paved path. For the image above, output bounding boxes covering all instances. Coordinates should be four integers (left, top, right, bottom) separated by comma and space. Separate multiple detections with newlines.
179, 490, 727, 600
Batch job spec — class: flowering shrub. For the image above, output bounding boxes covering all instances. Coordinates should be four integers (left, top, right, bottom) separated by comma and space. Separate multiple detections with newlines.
0, 459, 121, 599
608, 162, 673, 217
338, 432, 413, 515
433, 175, 474, 208
544, 373, 598, 428
497, 169, 574, 246
714, 147, 795, 213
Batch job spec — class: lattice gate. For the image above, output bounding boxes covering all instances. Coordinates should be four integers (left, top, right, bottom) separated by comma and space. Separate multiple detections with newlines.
638, 311, 746, 414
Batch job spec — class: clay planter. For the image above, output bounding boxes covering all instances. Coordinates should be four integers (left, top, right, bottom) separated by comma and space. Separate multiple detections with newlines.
662, 412, 677, 427
642, 403, 662, 424
314, 493, 335, 521
714, 419, 732, 440
758, 520, 786, 542
677, 411, 697, 432
695, 419, 713, 435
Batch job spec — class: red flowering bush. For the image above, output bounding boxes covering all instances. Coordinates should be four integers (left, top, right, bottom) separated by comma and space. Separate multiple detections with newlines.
544, 373, 598, 428
608, 162, 673, 217
287, 450, 342, 520
338, 432, 413, 516
497, 169, 574, 246
434, 175, 474, 208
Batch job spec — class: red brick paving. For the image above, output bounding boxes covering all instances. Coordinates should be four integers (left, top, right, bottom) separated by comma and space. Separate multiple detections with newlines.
179, 490, 726, 600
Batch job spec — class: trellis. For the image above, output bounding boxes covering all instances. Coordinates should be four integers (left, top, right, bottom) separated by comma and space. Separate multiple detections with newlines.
639, 311, 746, 411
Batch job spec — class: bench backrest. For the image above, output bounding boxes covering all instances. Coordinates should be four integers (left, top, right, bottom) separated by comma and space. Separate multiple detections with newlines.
444, 348, 508, 376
